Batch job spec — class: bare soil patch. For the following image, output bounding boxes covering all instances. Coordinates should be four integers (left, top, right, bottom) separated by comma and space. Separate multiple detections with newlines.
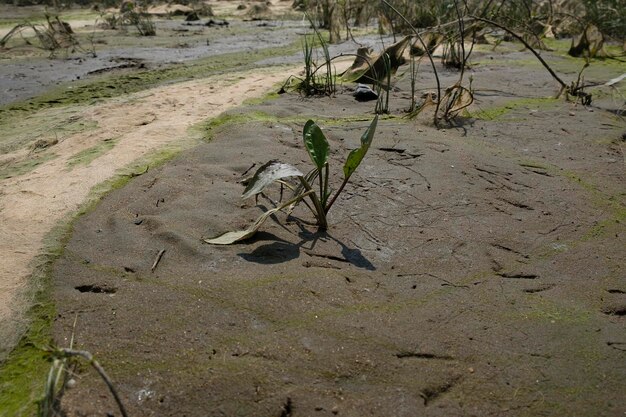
50, 46, 625, 416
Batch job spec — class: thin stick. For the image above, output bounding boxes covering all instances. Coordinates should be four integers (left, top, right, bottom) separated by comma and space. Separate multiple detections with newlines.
469, 15, 567, 90
381, 0, 442, 127
298, 177, 327, 229
69, 313, 78, 349
454, 0, 467, 81
151, 249, 166, 272
59, 349, 129, 417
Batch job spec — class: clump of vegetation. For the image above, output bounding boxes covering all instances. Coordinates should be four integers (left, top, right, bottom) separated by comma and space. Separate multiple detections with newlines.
120, 1, 156, 36
285, 16, 336, 97
296, 0, 349, 43
96, 0, 156, 36
205, 116, 378, 244
0, 13, 88, 57
581, 0, 626, 40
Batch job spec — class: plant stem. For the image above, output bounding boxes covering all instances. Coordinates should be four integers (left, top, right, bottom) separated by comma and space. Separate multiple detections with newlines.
385, 53, 391, 112
319, 166, 324, 207
382, 0, 442, 127
324, 175, 350, 215
323, 163, 330, 206
298, 177, 327, 229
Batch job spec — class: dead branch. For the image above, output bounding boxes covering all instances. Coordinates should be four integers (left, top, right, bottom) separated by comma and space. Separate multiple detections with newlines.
57, 348, 129, 417
151, 249, 166, 272
469, 14, 568, 91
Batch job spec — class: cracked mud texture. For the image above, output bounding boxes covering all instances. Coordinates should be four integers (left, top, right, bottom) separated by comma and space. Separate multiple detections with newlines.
51, 46, 626, 416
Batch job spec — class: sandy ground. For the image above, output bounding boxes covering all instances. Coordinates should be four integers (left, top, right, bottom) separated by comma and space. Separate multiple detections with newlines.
0, 64, 306, 359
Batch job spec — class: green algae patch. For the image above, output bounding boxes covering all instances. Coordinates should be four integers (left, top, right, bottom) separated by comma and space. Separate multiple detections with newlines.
560, 169, 626, 227
0, 106, 97, 154
66, 137, 119, 170
581, 207, 626, 241
0, 302, 56, 417
540, 38, 570, 54
0, 42, 301, 128
242, 91, 281, 106
197, 111, 276, 143
471, 97, 558, 120
0, 302, 55, 417
0, 209, 73, 416
197, 110, 311, 143
198, 109, 392, 143
516, 298, 593, 324
0, 152, 57, 180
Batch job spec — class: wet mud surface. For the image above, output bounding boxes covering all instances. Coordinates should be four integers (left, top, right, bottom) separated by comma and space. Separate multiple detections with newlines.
1, 19, 301, 105
50, 44, 626, 416
0, 14, 388, 107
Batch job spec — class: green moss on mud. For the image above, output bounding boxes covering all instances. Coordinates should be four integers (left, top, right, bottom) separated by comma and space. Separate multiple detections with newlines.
526, 161, 625, 258
559, 169, 626, 240
0, 152, 57, 180
471, 97, 558, 120
197, 110, 282, 142
200, 111, 292, 141
66, 137, 118, 170
0, 106, 97, 154
199, 110, 389, 142
0, 42, 301, 129
0, 213, 72, 416
516, 298, 593, 324
242, 91, 281, 106
0, 304, 54, 417
581, 209, 625, 241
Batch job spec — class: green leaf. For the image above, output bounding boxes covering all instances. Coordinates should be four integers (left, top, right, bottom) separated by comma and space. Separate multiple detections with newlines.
242, 160, 303, 200
303, 120, 330, 171
343, 115, 378, 179
203, 206, 282, 245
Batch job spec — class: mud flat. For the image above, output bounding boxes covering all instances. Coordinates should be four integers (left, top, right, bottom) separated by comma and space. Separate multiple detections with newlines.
47, 42, 626, 416
1, 2, 625, 415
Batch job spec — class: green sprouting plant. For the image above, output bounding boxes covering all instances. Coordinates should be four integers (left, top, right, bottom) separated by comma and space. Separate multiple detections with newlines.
302, 33, 315, 95
296, 16, 336, 97
205, 116, 378, 245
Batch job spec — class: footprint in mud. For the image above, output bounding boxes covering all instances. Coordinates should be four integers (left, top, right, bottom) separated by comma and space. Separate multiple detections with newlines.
601, 304, 626, 317
75, 284, 116, 294
601, 289, 626, 317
